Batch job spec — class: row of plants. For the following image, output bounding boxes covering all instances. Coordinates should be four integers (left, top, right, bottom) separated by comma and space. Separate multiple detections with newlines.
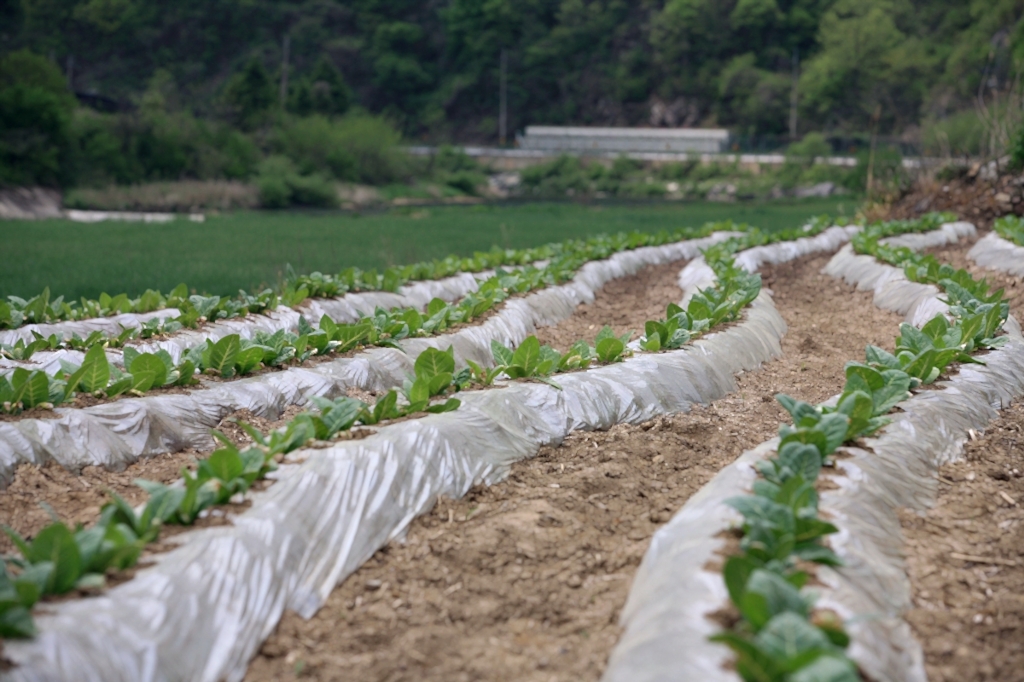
5, 213, 927, 638
993, 215, 1024, 247
0, 285, 280, 333
0, 345, 468, 638
0, 223, 785, 636
1, 214, 886, 417
0, 252, 630, 414
711, 214, 1007, 682
1, 220, 761, 415
1, 222, 746, 331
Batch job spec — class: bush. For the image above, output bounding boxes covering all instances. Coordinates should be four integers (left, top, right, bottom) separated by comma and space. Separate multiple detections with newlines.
273, 114, 407, 185
0, 51, 76, 187
256, 155, 336, 208
521, 155, 589, 195
444, 170, 483, 195
922, 111, 986, 158
0, 85, 74, 187
786, 133, 832, 167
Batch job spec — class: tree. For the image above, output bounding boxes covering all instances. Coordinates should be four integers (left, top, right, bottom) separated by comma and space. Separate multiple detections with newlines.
224, 57, 275, 129
306, 57, 352, 117
0, 51, 75, 187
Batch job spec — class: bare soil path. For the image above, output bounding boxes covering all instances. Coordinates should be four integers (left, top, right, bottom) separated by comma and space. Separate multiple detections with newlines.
245, 252, 905, 682
899, 235, 1024, 682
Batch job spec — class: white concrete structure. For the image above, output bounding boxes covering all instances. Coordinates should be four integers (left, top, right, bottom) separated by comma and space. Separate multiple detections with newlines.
518, 126, 730, 154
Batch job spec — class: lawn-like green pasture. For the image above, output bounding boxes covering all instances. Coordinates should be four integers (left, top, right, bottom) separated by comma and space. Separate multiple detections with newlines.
1, 198, 853, 301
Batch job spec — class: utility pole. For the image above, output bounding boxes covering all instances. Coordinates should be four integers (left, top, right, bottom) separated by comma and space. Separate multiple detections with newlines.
789, 48, 799, 140
499, 48, 508, 146
280, 34, 290, 108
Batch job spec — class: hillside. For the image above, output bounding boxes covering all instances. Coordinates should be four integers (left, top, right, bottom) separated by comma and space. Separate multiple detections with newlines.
3, 0, 1021, 143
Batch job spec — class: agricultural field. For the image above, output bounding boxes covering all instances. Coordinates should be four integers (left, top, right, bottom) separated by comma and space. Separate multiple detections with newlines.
0, 198, 849, 301
0, 192, 1022, 682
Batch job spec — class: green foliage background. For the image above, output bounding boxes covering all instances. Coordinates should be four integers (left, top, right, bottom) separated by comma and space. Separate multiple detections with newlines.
1, 0, 1022, 189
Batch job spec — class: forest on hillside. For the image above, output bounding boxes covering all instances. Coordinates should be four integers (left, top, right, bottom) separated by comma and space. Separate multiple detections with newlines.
1, 0, 1023, 193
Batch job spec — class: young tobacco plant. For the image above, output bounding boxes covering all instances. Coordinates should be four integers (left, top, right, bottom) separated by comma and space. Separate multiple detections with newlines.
994, 214, 1024, 246
713, 214, 1011, 682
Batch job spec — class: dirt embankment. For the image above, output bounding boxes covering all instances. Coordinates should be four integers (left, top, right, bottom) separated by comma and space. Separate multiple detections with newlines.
245, 252, 905, 682
887, 170, 1024, 227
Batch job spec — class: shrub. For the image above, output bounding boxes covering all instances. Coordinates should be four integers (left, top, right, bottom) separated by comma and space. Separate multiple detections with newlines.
0, 51, 76, 187
273, 114, 407, 185
786, 133, 832, 167
256, 155, 336, 208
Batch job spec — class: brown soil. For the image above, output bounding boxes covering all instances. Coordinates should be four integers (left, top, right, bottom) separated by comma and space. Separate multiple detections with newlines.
533, 260, 683, 351
0, 408, 295, 554
900, 400, 1024, 682
244, 252, 906, 682
887, 172, 1024, 228
888, 230, 1024, 681
0, 260, 690, 546
0, 451, 196, 554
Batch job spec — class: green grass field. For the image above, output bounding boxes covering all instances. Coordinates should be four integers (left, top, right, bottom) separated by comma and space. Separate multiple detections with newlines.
1, 198, 854, 301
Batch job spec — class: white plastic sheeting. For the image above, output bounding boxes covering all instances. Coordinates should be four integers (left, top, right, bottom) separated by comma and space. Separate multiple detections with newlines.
605, 225, 861, 682
677, 225, 860, 306
609, 227, 1024, 682
822, 222, 977, 327
1, 290, 788, 682
968, 231, 1024, 277
605, 440, 774, 682
0, 234, 740, 486
0, 270, 489, 368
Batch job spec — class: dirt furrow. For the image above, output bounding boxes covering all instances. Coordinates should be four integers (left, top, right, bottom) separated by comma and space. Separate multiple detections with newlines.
900, 399, 1024, 682
896, 234, 1024, 682
0, 260, 687, 556
244, 252, 905, 682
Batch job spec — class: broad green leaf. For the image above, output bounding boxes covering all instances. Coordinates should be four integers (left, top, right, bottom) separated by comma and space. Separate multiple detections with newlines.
234, 346, 265, 375
425, 398, 461, 413
873, 371, 912, 415
789, 654, 861, 682
204, 335, 240, 377
754, 612, 831, 666
426, 297, 448, 317
78, 344, 110, 393
129, 353, 168, 388
511, 336, 542, 373
415, 346, 456, 381
122, 347, 140, 370
22, 371, 50, 409
24, 524, 82, 594
203, 447, 244, 483
0, 602, 35, 638
409, 378, 430, 404
641, 332, 661, 352
723, 554, 758, 607
740, 569, 810, 630
427, 372, 453, 396
175, 360, 197, 386
596, 337, 624, 363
